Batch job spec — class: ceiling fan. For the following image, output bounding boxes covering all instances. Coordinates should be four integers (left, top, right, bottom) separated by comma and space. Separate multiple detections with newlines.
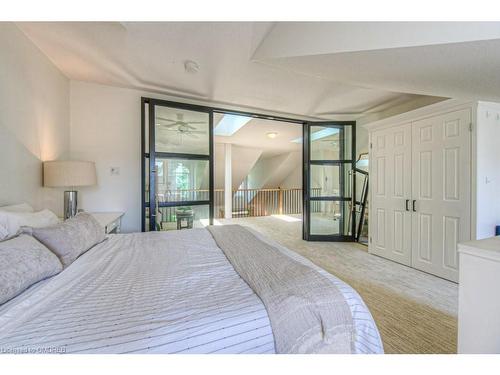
156, 113, 207, 138
320, 139, 339, 147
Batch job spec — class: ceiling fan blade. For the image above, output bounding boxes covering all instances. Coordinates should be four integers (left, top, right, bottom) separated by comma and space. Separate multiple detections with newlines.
185, 133, 199, 139
189, 131, 207, 134
186, 121, 207, 124
158, 123, 179, 128
156, 116, 176, 122
180, 124, 197, 130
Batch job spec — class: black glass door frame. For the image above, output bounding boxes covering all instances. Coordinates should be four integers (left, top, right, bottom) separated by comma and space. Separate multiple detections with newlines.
302, 121, 356, 242
141, 97, 214, 231
141, 97, 356, 242
141, 97, 306, 232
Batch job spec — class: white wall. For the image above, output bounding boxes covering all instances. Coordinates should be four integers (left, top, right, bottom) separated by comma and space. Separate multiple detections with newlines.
476, 102, 500, 239
0, 23, 70, 215
70, 81, 142, 232
248, 151, 301, 189
214, 144, 262, 189
280, 164, 302, 189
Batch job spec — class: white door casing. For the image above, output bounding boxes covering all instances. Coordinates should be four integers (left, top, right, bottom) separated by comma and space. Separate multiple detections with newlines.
411, 109, 471, 282
370, 123, 412, 266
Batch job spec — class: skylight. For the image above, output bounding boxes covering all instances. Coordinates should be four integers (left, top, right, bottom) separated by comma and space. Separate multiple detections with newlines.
214, 114, 252, 136
291, 127, 339, 143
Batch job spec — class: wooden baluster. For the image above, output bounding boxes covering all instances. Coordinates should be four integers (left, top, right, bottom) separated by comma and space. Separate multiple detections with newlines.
260, 190, 263, 217
265, 191, 268, 216
254, 191, 260, 216
261, 190, 263, 217
262, 190, 264, 216
245, 189, 248, 217
257, 191, 261, 216
262, 191, 264, 216
234, 190, 237, 218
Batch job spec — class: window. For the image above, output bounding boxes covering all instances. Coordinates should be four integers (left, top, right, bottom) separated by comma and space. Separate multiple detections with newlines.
172, 163, 190, 190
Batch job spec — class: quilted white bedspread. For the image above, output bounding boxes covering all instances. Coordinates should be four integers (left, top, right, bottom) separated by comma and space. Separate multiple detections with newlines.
0, 229, 383, 354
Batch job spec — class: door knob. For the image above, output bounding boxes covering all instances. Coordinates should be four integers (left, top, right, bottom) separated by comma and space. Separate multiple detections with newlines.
405, 199, 410, 211
412, 200, 417, 212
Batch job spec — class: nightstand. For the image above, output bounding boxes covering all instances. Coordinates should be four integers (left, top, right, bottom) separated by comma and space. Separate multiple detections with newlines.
89, 212, 125, 234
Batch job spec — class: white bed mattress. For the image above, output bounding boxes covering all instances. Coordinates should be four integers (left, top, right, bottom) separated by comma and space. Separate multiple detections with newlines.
0, 229, 383, 354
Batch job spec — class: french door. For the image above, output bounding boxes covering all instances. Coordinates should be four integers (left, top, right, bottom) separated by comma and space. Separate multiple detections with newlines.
141, 98, 214, 231
303, 121, 356, 241
410, 109, 471, 281
370, 123, 413, 265
370, 108, 471, 282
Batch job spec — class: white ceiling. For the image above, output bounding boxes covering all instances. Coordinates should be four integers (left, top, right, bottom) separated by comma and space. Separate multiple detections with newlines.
214, 114, 302, 157
16, 22, 438, 120
17, 22, 500, 118
253, 22, 500, 102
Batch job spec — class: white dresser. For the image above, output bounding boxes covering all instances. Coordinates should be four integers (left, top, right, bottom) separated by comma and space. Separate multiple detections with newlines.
458, 236, 500, 353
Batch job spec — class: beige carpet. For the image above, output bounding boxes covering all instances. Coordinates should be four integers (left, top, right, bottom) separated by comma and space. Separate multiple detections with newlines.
219, 215, 458, 354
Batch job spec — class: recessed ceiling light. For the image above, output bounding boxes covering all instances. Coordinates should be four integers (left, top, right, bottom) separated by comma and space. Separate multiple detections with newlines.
184, 60, 200, 74
266, 132, 278, 139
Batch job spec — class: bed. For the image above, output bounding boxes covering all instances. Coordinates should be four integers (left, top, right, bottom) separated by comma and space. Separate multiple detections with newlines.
0, 225, 383, 354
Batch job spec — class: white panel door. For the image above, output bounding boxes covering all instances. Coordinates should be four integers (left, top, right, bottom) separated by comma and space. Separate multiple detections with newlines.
370, 123, 412, 265
411, 109, 471, 282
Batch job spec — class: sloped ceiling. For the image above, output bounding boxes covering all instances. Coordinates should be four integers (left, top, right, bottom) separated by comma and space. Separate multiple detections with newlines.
17, 22, 500, 118
252, 22, 500, 102
16, 22, 444, 120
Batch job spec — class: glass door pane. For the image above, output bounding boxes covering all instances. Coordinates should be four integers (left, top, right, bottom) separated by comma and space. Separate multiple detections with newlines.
303, 122, 355, 241
310, 125, 352, 160
145, 100, 213, 232
155, 106, 209, 155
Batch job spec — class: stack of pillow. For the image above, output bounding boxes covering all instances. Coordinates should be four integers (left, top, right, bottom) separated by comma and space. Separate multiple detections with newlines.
0, 203, 105, 305
0, 203, 60, 240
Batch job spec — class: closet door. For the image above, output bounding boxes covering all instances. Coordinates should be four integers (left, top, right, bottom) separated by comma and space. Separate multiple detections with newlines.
370, 123, 412, 265
411, 109, 471, 282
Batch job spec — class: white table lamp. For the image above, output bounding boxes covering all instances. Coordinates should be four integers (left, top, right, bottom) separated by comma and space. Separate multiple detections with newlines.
43, 160, 97, 219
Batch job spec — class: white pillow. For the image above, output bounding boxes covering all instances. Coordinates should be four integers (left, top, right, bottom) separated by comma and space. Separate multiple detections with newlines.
0, 209, 60, 240
0, 235, 63, 305
0, 203, 35, 213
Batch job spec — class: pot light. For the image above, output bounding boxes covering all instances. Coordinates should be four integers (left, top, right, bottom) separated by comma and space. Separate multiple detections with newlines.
266, 132, 278, 139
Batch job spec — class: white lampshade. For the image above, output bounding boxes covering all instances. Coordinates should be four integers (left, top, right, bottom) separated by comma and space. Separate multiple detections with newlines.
43, 160, 97, 188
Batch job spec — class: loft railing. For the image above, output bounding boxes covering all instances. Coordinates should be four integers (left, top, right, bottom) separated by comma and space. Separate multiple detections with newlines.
150, 187, 316, 221
216, 188, 306, 218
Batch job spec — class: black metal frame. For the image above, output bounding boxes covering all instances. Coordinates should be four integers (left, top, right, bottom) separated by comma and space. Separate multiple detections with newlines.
141, 98, 146, 231
302, 121, 356, 242
142, 97, 214, 231
141, 97, 356, 243
141, 97, 309, 233
354, 168, 369, 243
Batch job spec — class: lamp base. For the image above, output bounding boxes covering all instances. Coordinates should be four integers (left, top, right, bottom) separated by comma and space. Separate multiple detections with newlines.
64, 191, 78, 220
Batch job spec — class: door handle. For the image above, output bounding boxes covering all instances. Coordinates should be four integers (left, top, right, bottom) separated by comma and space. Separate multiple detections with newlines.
412, 200, 417, 212
350, 170, 356, 212
405, 199, 410, 211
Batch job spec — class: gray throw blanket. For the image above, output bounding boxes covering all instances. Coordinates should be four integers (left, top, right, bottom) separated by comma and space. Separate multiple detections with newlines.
207, 225, 355, 354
